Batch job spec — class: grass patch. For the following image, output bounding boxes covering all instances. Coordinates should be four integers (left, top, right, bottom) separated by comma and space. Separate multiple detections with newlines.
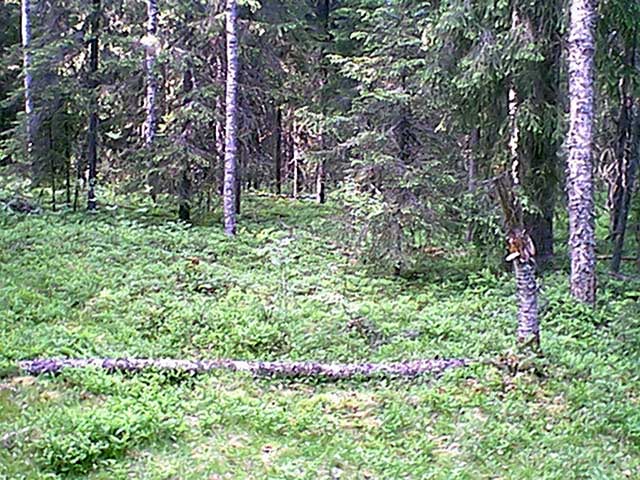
1, 195, 639, 478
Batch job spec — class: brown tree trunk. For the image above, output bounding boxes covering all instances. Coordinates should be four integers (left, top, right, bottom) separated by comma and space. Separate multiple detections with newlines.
178, 70, 193, 222
178, 169, 191, 222
274, 107, 282, 194
86, 0, 100, 211
223, 0, 239, 235
611, 104, 640, 273
48, 122, 56, 211
567, 0, 597, 304
315, 160, 326, 203
610, 31, 638, 273
465, 127, 479, 242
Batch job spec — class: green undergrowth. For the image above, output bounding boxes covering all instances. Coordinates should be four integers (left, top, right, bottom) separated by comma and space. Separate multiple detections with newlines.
1, 195, 639, 479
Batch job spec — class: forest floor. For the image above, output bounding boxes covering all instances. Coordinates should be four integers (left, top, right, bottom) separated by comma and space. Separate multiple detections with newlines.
1, 195, 640, 479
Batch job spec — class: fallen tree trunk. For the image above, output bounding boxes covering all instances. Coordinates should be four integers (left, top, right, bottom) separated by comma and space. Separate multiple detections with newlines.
20, 357, 469, 380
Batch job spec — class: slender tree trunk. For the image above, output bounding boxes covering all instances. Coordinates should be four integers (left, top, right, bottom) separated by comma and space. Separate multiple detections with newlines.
223, 0, 239, 235
611, 105, 640, 273
86, 0, 100, 211
144, 0, 159, 201
48, 123, 56, 211
315, 0, 331, 204
274, 107, 282, 194
610, 31, 638, 273
465, 127, 479, 242
178, 168, 191, 222
143, 0, 158, 147
178, 70, 193, 222
65, 150, 71, 207
21, 0, 35, 176
293, 153, 299, 199
566, 0, 597, 304
235, 145, 241, 215
315, 159, 325, 203
609, 92, 632, 237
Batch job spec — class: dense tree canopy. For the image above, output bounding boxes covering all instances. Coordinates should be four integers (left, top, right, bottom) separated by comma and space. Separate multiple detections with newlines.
1, 0, 640, 312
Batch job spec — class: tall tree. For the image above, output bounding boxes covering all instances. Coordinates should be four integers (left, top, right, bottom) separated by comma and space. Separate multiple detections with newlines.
20, 0, 34, 173
87, 0, 100, 211
600, 1, 640, 273
567, 0, 597, 303
143, 0, 159, 201
314, 0, 330, 204
223, 0, 239, 235
143, 0, 159, 148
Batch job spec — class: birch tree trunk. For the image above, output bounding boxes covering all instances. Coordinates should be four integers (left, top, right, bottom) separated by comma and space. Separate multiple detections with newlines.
215, 41, 226, 196
87, 0, 101, 211
566, 0, 597, 304
223, 0, 239, 236
143, 0, 158, 148
21, 0, 35, 174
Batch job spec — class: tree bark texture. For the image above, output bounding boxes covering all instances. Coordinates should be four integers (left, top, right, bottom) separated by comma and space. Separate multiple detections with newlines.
611, 103, 640, 273
514, 255, 540, 346
178, 69, 193, 222
274, 107, 282, 194
20, 357, 468, 380
566, 0, 597, 304
223, 0, 239, 235
21, 0, 35, 172
87, 0, 100, 211
315, 0, 331, 204
143, 0, 158, 148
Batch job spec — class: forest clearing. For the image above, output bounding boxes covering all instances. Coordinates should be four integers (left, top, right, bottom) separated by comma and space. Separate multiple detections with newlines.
1, 197, 639, 478
1, 0, 640, 478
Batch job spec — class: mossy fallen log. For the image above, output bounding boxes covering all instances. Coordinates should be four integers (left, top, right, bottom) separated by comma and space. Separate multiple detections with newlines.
20, 357, 469, 379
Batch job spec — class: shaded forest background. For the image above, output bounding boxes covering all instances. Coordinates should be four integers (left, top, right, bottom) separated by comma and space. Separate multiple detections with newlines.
0, 0, 635, 269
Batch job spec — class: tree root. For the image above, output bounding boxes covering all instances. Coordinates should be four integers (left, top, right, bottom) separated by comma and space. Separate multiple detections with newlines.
19, 357, 470, 380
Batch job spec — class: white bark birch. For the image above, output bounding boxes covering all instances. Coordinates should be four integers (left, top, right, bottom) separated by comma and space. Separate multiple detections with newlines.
143, 0, 159, 148
21, 0, 34, 165
223, 0, 239, 235
566, 0, 597, 304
